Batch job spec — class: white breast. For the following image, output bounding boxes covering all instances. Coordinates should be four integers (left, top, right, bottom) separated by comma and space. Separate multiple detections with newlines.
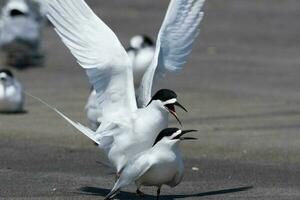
132, 47, 155, 88
85, 90, 102, 130
134, 104, 169, 145
107, 104, 169, 172
137, 147, 184, 187
0, 81, 24, 112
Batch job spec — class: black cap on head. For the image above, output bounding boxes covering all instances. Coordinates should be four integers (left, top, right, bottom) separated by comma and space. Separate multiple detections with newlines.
0, 69, 13, 77
142, 35, 154, 47
148, 89, 187, 126
153, 128, 179, 146
148, 89, 177, 105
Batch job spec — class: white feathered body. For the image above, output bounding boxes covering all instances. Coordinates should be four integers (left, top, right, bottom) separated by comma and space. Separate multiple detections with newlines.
85, 90, 101, 130
101, 100, 169, 172
136, 142, 184, 188
0, 79, 24, 112
111, 139, 184, 193
131, 47, 155, 88
86, 46, 155, 129
45, 0, 205, 178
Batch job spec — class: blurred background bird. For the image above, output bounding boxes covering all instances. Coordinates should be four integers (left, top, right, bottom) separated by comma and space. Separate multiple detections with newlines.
127, 34, 155, 89
0, 68, 24, 113
0, 0, 45, 68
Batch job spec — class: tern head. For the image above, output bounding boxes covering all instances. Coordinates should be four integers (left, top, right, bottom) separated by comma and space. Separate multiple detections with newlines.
153, 128, 197, 146
0, 69, 14, 82
6, 1, 30, 17
148, 89, 187, 126
130, 34, 154, 49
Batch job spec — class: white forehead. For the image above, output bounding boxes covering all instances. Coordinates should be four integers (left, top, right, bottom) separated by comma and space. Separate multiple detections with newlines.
0, 72, 8, 77
171, 130, 182, 138
163, 98, 177, 105
5, 0, 30, 13
130, 35, 144, 49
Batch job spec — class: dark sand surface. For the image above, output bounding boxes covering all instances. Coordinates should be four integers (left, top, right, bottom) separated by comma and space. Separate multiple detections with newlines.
1, 0, 300, 199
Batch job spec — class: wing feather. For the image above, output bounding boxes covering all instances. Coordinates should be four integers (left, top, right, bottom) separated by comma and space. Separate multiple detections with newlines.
138, 0, 205, 107
46, 0, 137, 118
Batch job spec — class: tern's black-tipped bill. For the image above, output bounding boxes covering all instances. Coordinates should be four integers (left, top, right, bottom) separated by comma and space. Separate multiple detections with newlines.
174, 101, 188, 112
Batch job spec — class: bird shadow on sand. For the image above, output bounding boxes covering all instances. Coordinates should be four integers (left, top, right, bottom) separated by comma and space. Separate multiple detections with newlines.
77, 185, 253, 199
0, 110, 28, 115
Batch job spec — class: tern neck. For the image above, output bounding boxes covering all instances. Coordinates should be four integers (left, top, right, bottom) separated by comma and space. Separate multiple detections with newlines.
148, 100, 168, 114
155, 138, 180, 150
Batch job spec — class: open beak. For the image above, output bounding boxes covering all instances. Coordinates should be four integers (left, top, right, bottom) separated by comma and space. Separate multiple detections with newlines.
174, 102, 188, 112
166, 104, 182, 127
174, 129, 198, 140
166, 101, 187, 127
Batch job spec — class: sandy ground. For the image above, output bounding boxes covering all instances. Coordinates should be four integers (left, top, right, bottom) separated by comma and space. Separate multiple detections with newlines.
0, 0, 300, 199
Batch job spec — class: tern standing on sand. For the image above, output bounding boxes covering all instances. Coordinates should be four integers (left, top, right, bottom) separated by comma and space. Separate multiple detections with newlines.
0, 69, 24, 113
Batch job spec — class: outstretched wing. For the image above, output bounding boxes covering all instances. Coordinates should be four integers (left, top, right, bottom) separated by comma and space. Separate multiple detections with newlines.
46, 0, 137, 120
137, 0, 205, 107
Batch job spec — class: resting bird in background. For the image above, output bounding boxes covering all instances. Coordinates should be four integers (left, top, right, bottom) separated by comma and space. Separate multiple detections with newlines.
31, 0, 48, 20
105, 128, 198, 200
127, 34, 155, 89
0, 69, 24, 113
0, 0, 43, 67
85, 34, 155, 130
85, 89, 101, 131
0, 0, 40, 47
44, 0, 205, 176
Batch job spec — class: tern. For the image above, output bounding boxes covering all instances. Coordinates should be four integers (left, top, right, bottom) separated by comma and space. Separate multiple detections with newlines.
0, 69, 24, 113
45, 0, 205, 173
85, 89, 101, 131
105, 128, 197, 200
85, 35, 155, 130
31, 0, 48, 21
0, 0, 41, 48
126, 35, 155, 89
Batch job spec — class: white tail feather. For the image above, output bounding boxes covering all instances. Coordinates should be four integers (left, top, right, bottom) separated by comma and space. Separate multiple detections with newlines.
25, 92, 100, 145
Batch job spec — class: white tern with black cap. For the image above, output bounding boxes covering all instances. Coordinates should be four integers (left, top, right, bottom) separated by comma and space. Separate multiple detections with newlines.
104, 128, 198, 200
44, 0, 205, 175
0, 69, 24, 112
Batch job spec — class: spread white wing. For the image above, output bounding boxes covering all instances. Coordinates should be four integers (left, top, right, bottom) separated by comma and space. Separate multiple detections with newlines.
137, 0, 205, 107
46, 0, 137, 120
